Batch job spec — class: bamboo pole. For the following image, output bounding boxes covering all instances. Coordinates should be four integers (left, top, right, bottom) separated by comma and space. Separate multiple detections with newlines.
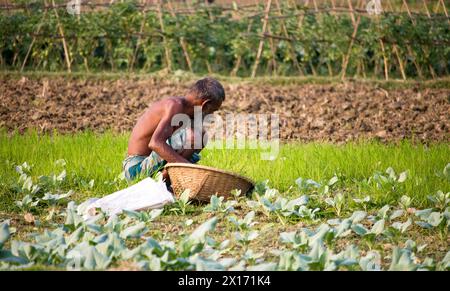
347, 0, 356, 26
130, 1, 148, 72
402, 0, 415, 25
204, 0, 215, 22
167, 0, 193, 72
379, 39, 389, 80
21, 9, 48, 71
312, 0, 324, 77
312, 0, 319, 12
431, 0, 449, 75
402, 0, 434, 79
265, 0, 279, 75
433, 0, 441, 13
392, 45, 406, 80
340, 0, 361, 80
407, 46, 424, 78
385, 0, 395, 12
294, 0, 309, 35
327, 62, 334, 77
420, 0, 441, 78
355, 60, 361, 78
289, 0, 309, 75
341, 16, 360, 80
438, 0, 450, 24
51, 0, 71, 73
361, 58, 367, 78
206, 60, 213, 74
251, 0, 272, 78
267, 24, 278, 75
434, 0, 448, 17
309, 60, 318, 76
376, 0, 390, 81
274, 0, 302, 74
330, 0, 338, 20
231, 19, 254, 77
422, 0, 431, 18
157, 0, 172, 72
230, 56, 242, 77
386, 0, 422, 78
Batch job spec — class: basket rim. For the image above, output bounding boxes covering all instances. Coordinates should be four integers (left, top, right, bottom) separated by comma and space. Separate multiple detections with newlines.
165, 163, 255, 186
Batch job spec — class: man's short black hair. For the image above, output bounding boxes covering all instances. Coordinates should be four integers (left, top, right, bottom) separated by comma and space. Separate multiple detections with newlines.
189, 77, 225, 104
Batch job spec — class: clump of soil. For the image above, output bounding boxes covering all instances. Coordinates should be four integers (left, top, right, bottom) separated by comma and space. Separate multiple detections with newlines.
0, 76, 449, 142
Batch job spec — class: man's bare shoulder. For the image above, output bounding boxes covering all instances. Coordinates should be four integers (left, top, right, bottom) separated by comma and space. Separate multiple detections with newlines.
152, 96, 185, 115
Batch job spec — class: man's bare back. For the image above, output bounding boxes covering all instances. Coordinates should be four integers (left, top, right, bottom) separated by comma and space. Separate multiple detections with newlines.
127, 97, 186, 157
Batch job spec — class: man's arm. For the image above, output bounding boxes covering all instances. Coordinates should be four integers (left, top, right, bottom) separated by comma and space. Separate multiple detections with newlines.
148, 105, 190, 164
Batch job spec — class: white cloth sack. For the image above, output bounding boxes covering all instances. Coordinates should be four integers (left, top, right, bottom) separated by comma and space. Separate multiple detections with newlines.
77, 177, 174, 220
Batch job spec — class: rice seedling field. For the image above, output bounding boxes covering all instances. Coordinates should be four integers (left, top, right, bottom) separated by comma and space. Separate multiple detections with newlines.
0, 131, 448, 271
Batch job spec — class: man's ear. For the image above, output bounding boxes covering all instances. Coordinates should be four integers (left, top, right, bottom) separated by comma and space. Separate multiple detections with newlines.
201, 99, 213, 113
201, 99, 211, 108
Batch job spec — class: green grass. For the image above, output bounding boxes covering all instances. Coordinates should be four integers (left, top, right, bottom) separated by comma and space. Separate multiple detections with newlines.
0, 130, 449, 271
0, 130, 448, 212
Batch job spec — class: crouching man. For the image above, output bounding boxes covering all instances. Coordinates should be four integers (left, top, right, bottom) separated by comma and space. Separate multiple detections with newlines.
123, 77, 225, 181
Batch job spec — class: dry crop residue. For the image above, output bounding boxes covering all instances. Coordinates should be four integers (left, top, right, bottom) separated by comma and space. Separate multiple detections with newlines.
1, 77, 449, 142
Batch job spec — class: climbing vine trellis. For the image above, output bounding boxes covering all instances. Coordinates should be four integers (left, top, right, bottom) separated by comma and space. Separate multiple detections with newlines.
0, 0, 449, 79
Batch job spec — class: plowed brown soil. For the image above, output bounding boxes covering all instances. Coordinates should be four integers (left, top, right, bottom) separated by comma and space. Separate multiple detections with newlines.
1, 76, 449, 142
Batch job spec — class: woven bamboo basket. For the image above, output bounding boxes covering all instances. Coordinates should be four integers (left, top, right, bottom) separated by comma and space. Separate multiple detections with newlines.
165, 163, 254, 202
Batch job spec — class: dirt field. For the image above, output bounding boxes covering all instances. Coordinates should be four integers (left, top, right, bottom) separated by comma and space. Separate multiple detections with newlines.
0, 76, 449, 142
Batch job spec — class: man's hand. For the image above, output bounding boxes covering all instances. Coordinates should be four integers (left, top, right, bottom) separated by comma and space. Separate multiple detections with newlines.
149, 138, 190, 163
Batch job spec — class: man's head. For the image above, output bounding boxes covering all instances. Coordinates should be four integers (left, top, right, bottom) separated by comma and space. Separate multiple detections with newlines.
188, 77, 225, 115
